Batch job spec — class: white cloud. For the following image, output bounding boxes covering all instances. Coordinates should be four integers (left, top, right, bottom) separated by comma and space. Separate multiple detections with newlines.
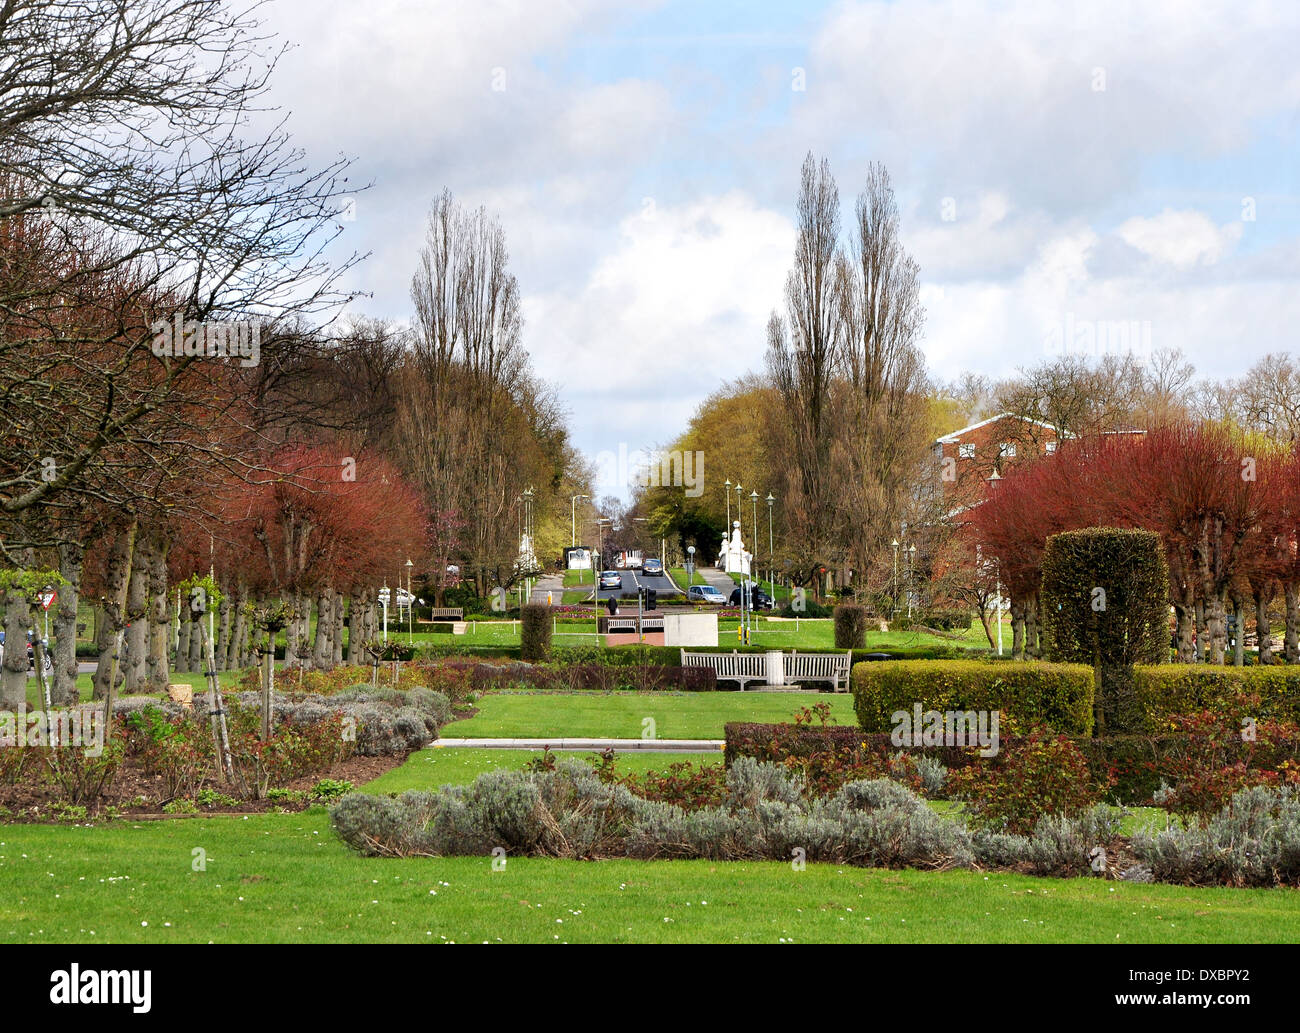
1116, 209, 1242, 269
524, 192, 794, 454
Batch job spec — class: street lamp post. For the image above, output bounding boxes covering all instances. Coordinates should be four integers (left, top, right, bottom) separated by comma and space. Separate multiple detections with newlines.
406, 558, 414, 643
724, 479, 731, 528
754, 491, 759, 631
686, 545, 695, 588
571, 494, 588, 548
907, 544, 916, 619
766, 492, 775, 595
891, 539, 900, 616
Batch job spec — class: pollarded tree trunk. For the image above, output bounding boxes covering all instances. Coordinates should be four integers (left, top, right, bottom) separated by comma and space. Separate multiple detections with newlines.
93, 523, 137, 700
226, 581, 248, 670
176, 614, 191, 673
311, 585, 334, 669
216, 586, 232, 673
1231, 594, 1245, 667
1255, 589, 1274, 665
124, 534, 151, 691
1286, 582, 1299, 664
332, 593, 345, 667
1204, 591, 1227, 666
1173, 593, 1196, 663
53, 541, 84, 706
1025, 593, 1041, 659
147, 532, 171, 690
1194, 598, 1206, 663
0, 587, 32, 710
1010, 597, 1026, 661
188, 609, 206, 672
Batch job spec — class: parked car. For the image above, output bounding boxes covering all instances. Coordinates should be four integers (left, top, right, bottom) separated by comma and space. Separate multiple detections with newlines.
0, 630, 53, 674
377, 587, 415, 608
641, 558, 664, 576
687, 584, 727, 604
599, 570, 622, 590
729, 584, 774, 610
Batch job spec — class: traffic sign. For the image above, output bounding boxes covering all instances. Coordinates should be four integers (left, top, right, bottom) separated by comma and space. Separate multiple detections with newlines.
39, 589, 57, 611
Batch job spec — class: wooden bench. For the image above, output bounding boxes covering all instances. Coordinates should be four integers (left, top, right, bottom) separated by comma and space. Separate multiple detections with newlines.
679, 650, 770, 689
679, 649, 853, 691
784, 651, 853, 691
417, 607, 467, 635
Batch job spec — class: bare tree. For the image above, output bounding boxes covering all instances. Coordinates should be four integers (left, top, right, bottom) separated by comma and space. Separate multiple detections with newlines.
834, 162, 931, 597
766, 154, 844, 592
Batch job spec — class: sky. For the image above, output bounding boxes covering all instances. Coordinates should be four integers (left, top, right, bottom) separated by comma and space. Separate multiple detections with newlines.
257, 0, 1300, 496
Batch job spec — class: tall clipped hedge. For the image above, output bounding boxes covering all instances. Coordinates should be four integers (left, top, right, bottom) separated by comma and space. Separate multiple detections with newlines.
851, 659, 1095, 736
833, 604, 869, 649
1041, 527, 1168, 734
520, 603, 553, 662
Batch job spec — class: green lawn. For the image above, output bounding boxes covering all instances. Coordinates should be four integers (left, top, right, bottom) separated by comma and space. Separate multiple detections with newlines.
365, 747, 721, 794
443, 692, 855, 739
2, 809, 1295, 943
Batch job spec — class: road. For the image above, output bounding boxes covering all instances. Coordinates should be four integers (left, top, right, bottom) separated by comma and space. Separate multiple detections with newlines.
592, 567, 679, 603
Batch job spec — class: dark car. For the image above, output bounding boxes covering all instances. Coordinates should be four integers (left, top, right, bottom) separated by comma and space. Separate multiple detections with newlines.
729, 584, 774, 610
641, 558, 664, 577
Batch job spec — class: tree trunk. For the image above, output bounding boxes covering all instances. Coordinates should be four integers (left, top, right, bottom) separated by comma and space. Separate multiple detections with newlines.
187, 610, 204, 671
53, 541, 84, 706
147, 532, 171, 690
1194, 598, 1206, 663
311, 585, 333, 668
1232, 594, 1244, 667
124, 533, 150, 691
216, 587, 232, 673
1025, 593, 1041, 659
1173, 601, 1196, 663
1255, 590, 1274, 665
93, 523, 137, 700
176, 615, 191, 673
1286, 582, 1299, 664
227, 581, 248, 670
0, 587, 31, 710
332, 593, 345, 667
1205, 591, 1227, 665
98, 518, 139, 725
1011, 597, 1025, 661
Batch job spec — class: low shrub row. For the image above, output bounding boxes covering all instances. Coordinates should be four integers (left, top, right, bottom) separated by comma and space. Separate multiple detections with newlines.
329, 754, 1300, 886
724, 721, 1300, 809
851, 659, 1096, 736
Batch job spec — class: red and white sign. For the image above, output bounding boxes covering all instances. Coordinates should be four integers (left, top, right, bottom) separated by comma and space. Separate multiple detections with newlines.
39, 590, 56, 611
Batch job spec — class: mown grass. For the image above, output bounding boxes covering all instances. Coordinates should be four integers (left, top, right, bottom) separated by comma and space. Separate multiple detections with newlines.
365, 747, 722, 794
443, 692, 856, 740
2, 810, 1296, 943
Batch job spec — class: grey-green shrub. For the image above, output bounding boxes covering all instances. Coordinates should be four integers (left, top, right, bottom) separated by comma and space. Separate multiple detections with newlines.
1134, 785, 1300, 887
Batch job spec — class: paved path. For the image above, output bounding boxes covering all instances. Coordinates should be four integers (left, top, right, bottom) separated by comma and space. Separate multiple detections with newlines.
435, 737, 724, 752
529, 572, 566, 604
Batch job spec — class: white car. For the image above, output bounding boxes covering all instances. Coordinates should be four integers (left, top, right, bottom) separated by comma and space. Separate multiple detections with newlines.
377, 587, 415, 608
687, 585, 727, 604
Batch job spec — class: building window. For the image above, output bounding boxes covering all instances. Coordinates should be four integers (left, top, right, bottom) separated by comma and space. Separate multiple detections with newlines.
999, 442, 1016, 458
958, 443, 975, 459
1045, 440, 1057, 454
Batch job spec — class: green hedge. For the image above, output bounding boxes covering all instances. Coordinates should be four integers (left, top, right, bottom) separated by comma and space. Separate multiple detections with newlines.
851, 659, 1096, 736
1134, 665, 1300, 730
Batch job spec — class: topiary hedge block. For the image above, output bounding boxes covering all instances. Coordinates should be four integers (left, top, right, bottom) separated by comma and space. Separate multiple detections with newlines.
850, 659, 1095, 736
1132, 664, 1300, 731
833, 604, 869, 649
519, 603, 553, 662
